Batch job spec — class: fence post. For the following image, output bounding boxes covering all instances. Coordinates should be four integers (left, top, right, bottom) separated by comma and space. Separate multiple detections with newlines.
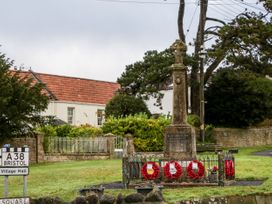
122, 157, 129, 189
106, 134, 115, 159
35, 133, 45, 163
218, 152, 225, 186
125, 134, 135, 156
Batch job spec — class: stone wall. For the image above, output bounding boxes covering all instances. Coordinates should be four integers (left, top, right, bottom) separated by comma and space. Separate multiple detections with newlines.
213, 127, 272, 147
5, 136, 42, 163
44, 153, 110, 162
178, 194, 272, 204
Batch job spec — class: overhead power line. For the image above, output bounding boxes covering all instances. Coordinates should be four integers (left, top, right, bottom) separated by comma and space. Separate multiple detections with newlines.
186, 0, 200, 37
95, 0, 263, 6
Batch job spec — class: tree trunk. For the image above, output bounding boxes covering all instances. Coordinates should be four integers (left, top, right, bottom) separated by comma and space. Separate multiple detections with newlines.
190, 0, 208, 115
178, 0, 186, 43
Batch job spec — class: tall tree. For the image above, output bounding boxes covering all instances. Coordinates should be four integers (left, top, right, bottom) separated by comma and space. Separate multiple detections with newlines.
105, 94, 151, 118
118, 49, 175, 107
205, 68, 272, 127
118, 0, 271, 115
0, 52, 49, 142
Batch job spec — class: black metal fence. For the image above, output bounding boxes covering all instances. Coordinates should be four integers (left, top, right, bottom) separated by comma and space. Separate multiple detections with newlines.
122, 152, 235, 187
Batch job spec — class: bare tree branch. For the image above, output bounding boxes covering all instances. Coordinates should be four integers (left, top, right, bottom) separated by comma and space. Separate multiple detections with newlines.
206, 17, 226, 25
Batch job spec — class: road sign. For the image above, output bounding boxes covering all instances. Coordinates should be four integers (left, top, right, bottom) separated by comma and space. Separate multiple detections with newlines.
0, 197, 29, 204
0, 168, 29, 176
0, 148, 29, 167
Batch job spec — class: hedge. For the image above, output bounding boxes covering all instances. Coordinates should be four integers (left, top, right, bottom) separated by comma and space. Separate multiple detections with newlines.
101, 114, 171, 152
37, 124, 103, 138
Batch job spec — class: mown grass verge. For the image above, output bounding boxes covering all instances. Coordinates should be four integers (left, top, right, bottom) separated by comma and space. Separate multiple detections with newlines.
0, 146, 271, 203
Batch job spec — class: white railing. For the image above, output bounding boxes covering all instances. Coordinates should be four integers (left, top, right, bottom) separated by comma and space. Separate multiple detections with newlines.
47, 137, 108, 153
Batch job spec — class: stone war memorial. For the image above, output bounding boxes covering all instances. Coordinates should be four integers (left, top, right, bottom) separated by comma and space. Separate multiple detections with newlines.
122, 39, 235, 189
164, 39, 196, 161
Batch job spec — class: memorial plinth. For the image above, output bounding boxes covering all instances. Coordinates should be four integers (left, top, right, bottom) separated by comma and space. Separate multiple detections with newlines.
164, 124, 196, 160
164, 40, 196, 160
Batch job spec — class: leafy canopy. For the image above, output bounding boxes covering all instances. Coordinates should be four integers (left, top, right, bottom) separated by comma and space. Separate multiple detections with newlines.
0, 52, 49, 141
205, 69, 272, 128
117, 49, 175, 107
105, 94, 151, 118
118, 2, 271, 114
210, 11, 272, 76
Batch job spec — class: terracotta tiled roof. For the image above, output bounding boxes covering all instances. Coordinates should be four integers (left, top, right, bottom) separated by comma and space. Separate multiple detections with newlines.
12, 70, 120, 105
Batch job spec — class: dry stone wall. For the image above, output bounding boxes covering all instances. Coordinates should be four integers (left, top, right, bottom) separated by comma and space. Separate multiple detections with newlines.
213, 127, 272, 147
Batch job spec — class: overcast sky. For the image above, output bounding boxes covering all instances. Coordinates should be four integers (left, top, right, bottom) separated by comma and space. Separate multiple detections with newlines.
0, 0, 263, 82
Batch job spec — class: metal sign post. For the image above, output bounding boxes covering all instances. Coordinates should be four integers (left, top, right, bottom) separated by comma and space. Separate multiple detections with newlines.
23, 176, 27, 196
4, 176, 8, 197
0, 145, 29, 203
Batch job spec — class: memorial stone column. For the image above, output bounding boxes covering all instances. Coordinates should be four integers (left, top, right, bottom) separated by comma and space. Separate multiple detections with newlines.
164, 39, 197, 160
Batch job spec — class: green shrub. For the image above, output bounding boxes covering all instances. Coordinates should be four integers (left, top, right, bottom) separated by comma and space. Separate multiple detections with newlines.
55, 124, 73, 137
36, 125, 57, 152
36, 125, 57, 137
102, 114, 171, 151
205, 124, 215, 143
67, 125, 103, 137
187, 114, 200, 127
37, 124, 102, 138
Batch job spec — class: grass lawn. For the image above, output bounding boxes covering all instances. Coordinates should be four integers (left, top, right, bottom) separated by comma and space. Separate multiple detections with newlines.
0, 146, 271, 203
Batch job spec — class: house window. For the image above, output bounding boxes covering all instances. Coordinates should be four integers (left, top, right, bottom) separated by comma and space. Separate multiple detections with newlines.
97, 109, 105, 126
67, 107, 75, 125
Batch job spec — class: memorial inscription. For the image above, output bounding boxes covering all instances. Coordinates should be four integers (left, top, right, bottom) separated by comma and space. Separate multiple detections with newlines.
166, 134, 188, 152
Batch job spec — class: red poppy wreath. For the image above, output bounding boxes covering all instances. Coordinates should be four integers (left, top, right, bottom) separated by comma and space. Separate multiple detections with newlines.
187, 160, 205, 180
225, 160, 235, 178
164, 161, 182, 179
141, 162, 160, 180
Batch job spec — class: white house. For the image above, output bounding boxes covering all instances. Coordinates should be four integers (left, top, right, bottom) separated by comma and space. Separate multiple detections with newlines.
16, 70, 119, 126
145, 85, 191, 116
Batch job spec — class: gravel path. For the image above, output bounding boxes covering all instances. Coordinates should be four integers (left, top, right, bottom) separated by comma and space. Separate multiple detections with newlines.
253, 150, 272, 157
230, 180, 265, 186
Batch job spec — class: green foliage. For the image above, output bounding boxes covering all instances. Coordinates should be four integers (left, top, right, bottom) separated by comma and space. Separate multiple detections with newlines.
117, 49, 175, 107
102, 114, 171, 151
204, 124, 215, 143
55, 124, 73, 137
67, 125, 103, 137
213, 11, 272, 76
105, 94, 151, 118
205, 69, 272, 127
37, 125, 57, 137
37, 124, 102, 138
187, 114, 200, 127
0, 52, 49, 142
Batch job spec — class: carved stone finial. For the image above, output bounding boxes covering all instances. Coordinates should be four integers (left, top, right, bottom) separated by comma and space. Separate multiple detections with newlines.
171, 39, 187, 64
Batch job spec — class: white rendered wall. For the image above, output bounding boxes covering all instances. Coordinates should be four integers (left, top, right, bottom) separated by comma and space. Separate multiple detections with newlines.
146, 87, 191, 116
42, 101, 105, 126
146, 90, 173, 116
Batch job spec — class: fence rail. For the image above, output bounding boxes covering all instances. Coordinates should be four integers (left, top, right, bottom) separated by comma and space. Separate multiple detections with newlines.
46, 137, 108, 153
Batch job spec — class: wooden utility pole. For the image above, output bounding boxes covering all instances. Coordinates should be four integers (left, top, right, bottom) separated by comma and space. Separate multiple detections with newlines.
198, 0, 208, 142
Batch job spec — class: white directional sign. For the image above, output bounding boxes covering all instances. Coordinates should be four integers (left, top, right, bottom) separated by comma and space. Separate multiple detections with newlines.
0, 168, 29, 176
0, 148, 29, 167
0, 197, 30, 204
